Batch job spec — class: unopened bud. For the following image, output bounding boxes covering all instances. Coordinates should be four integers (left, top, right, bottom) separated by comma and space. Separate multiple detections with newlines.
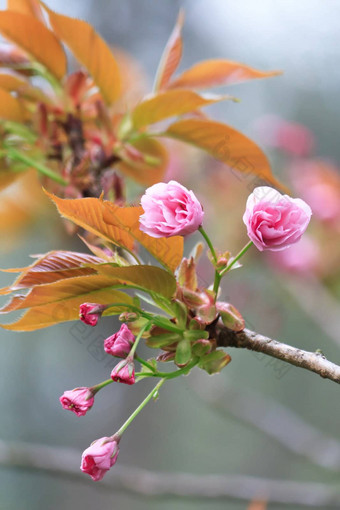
192, 339, 213, 357
198, 350, 231, 375
119, 311, 139, 322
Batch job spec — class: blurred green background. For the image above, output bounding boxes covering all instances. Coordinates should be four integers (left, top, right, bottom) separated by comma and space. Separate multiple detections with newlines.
0, 1, 339, 509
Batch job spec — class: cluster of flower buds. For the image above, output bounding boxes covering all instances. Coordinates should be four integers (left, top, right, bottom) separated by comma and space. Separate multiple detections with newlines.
58, 180, 312, 483
59, 321, 139, 479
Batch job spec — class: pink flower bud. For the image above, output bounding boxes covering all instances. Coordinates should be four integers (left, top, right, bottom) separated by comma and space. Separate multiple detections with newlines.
79, 303, 106, 326
243, 186, 312, 251
111, 358, 135, 385
81, 436, 119, 481
59, 387, 95, 417
139, 180, 204, 238
104, 324, 135, 358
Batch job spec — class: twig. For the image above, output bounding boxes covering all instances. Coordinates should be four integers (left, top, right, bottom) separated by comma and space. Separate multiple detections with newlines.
0, 439, 340, 506
216, 326, 340, 384
188, 372, 340, 471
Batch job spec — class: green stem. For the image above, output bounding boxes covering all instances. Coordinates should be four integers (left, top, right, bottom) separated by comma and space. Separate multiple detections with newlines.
116, 378, 166, 437
107, 303, 183, 334
213, 273, 222, 297
7, 148, 68, 185
219, 241, 253, 277
198, 226, 217, 263
129, 320, 153, 358
91, 378, 113, 394
198, 226, 221, 301
136, 358, 198, 380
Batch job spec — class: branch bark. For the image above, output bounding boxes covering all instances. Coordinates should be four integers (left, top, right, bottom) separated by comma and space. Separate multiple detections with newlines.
1, 440, 340, 506
216, 326, 340, 384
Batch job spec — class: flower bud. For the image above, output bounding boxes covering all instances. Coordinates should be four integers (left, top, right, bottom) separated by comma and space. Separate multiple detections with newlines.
119, 311, 139, 322
198, 350, 232, 375
192, 339, 213, 357
216, 302, 245, 332
156, 351, 176, 362
104, 324, 135, 358
111, 358, 135, 385
81, 436, 119, 481
177, 257, 198, 290
79, 303, 106, 326
59, 387, 95, 417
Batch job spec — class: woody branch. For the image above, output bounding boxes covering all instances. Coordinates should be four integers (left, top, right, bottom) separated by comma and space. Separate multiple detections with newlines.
216, 325, 340, 384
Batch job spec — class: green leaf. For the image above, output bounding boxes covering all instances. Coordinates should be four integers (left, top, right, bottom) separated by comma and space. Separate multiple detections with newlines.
175, 337, 192, 366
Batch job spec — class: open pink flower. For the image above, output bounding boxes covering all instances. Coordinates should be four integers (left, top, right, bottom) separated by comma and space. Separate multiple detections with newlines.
79, 303, 106, 326
111, 358, 135, 385
243, 186, 312, 251
104, 323, 135, 358
139, 180, 204, 237
59, 387, 95, 417
81, 436, 119, 481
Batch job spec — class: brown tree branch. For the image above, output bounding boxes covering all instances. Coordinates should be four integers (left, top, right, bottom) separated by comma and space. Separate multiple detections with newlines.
216, 325, 340, 384
1, 440, 340, 506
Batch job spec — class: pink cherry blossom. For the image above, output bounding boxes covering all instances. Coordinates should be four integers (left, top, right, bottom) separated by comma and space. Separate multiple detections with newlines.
81, 436, 119, 481
243, 186, 312, 251
111, 359, 135, 385
79, 303, 106, 326
59, 387, 94, 417
139, 180, 204, 238
104, 323, 135, 358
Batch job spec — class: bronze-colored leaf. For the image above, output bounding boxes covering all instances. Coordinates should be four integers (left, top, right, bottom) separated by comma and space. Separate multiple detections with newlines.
2, 250, 104, 290
0, 288, 132, 331
0, 88, 24, 120
7, 0, 45, 23
42, 3, 121, 104
0, 11, 66, 79
132, 89, 228, 129
45, 192, 135, 251
168, 59, 281, 90
164, 118, 287, 191
154, 9, 184, 91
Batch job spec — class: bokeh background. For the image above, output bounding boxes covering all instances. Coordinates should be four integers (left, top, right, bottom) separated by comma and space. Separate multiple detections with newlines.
0, 1, 339, 509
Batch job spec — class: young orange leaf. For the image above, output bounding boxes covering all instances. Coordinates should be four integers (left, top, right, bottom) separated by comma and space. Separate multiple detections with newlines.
41, 3, 121, 104
118, 138, 168, 186
0, 70, 45, 102
45, 192, 184, 272
154, 9, 184, 91
45, 192, 135, 251
0, 88, 24, 120
0, 266, 175, 314
0, 11, 66, 79
164, 118, 287, 191
0, 70, 28, 91
168, 59, 281, 90
95, 265, 176, 299
7, 0, 45, 23
0, 170, 20, 190
132, 89, 229, 129
0, 289, 133, 331
2, 250, 104, 290
102, 202, 184, 272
